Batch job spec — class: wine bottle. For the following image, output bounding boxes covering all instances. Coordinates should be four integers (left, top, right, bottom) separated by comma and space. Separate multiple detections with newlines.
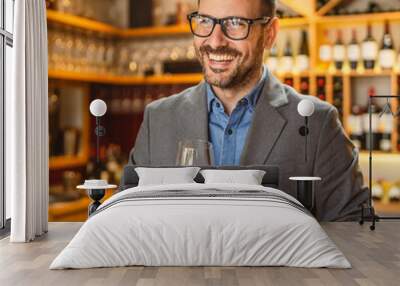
300, 78, 309, 94
372, 181, 384, 201
266, 45, 278, 73
347, 29, 360, 70
362, 24, 378, 70
317, 0, 329, 9
86, 149, 100, 180
388, 184, 400, 202
319, 30, 332, 69
296, 30, 309, 72
349, 105, 364, 150
284, 77, 294, 87
86, 146, 109, 181
363, 87, 381, 150
379, 21, 395, 70
284, 38, 293, 57
333, 30, 346, 71
317, 77, 326, 101
276, 9, 284, 19
46, 0, 56, 9
333, 77, 343, 121
379, 109, 393, 152
105, 144, 123, 185
99, 146, 110, 182
280, 38, 294, 73
368, 2, 382, 14
49, 88, 63, 156
380, 131, 392, 152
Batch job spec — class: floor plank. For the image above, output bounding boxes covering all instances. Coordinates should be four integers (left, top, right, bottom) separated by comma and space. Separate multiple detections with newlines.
0, 222, 399, 286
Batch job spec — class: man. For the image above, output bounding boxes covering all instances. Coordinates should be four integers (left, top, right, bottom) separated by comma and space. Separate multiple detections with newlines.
128, 0, 368, 221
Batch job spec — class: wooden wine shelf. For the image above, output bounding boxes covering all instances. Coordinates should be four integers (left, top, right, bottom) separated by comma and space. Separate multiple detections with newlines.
48, 70, 204, 85
374, 201, 400, 215
49, 189, 115, 222
121, 17, 309, 34
116, 17, 309, 38
314, 70, 398, 77
46, 9, 120, 35
316, 0, 344, 16
280, 0, 315, 17
121, 25, 191, 38
49, 196, 91, 222
49, 155, 88, 170
47, 8, 400, 36
276, 71, 311, 78
47, 9, 190, 37
49, 70, 322, 86
279, 17, 309, 28
346, 70, 397, 77
316, 11, 400, 25
49, 69, 399, 86
47, 9, 308, 37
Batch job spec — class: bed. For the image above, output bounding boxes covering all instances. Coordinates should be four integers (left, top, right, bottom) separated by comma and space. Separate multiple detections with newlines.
50, 165, 351, 269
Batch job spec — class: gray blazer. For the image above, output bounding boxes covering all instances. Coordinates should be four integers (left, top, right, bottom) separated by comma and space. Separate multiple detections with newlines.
129, 69, 368, 221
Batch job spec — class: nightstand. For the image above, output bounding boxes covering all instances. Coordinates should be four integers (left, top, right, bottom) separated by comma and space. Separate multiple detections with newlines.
77, 180, 117, 216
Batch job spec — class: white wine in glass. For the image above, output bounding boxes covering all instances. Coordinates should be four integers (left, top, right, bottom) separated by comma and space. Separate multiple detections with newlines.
176, 139, 214, 166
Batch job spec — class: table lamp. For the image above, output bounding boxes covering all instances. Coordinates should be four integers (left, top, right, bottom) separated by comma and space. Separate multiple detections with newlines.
77, 99, 116, 216
89, 99, 107, 165
297, 98, 315, 163
290, 99, 321, 216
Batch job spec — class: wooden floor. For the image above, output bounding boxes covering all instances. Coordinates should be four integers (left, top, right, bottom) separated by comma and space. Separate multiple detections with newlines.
1, 222, 400, 286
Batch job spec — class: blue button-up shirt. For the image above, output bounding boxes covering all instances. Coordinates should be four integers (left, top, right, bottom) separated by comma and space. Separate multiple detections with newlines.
207, 68, 268, 166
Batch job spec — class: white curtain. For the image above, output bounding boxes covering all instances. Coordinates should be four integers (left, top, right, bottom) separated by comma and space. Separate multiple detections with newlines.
7, 0, 49, 242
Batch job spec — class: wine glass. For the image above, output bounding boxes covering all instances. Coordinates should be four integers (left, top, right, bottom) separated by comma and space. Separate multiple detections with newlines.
176, 139, 214, 166
64, 28, 74, 71
117, 41, 130, 75
72, 31, 85, 72
104, 39, 115, 74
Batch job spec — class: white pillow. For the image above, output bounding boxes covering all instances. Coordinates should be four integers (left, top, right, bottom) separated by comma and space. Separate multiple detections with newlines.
135, 167, 200, 186
200, 169, 266, 185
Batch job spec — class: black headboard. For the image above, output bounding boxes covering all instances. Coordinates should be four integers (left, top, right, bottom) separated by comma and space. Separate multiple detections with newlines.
119, 165, 279, 191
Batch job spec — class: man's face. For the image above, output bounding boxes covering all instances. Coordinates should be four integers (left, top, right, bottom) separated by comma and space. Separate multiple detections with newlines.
194, 0, 270, 89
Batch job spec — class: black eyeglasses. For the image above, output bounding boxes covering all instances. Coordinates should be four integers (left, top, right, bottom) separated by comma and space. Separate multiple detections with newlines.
187, 12, 271, 41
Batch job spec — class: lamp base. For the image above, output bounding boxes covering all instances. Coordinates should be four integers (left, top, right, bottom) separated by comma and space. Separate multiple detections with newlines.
87, 189, 105, 216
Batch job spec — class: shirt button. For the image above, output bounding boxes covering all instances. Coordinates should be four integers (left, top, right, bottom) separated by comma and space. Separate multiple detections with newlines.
216, 102, 221, 108
227, 129, 233, 135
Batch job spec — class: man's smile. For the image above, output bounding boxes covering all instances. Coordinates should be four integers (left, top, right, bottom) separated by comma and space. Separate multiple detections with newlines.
202, 49, 240, 72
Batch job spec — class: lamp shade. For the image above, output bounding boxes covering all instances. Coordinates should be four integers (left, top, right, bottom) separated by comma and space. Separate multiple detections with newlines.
90, 99, 107, 117
297, 99, 315, 117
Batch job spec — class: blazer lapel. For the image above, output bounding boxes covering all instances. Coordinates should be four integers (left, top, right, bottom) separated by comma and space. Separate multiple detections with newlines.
176, 81, 209, 143
240, 71, 289, 165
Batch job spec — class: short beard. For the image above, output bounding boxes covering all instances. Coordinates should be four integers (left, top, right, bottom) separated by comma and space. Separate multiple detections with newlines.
195, 37, 265, 89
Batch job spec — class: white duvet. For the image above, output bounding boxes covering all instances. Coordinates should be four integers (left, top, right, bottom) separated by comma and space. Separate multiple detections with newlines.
50, 183, 351, 269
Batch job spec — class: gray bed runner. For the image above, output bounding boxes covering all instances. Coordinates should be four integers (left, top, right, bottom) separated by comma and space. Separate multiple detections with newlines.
92, 189, 309, 217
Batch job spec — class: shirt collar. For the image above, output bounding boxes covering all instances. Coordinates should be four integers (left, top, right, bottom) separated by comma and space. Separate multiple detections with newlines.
206, 67, 268, 112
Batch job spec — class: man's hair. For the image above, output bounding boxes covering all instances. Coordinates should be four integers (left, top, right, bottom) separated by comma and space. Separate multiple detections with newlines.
197, 0, 276, 17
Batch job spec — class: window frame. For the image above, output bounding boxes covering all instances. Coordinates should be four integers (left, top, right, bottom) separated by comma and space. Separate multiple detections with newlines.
1, 0, 14, 232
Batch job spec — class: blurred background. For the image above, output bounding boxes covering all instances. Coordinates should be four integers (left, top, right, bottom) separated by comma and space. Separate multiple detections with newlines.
46, 0, 400, 221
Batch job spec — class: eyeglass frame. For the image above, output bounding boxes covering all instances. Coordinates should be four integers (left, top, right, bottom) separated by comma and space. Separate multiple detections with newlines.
187, 12, 272, 41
